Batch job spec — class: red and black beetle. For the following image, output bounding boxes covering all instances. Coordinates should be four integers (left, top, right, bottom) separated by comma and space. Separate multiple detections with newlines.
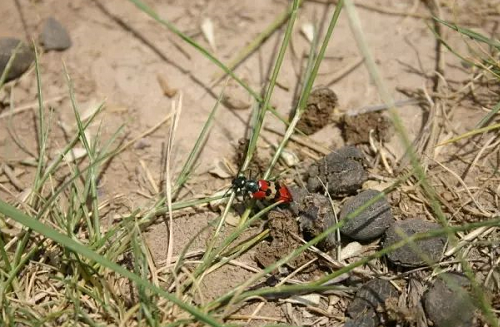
232, 176, 293, 203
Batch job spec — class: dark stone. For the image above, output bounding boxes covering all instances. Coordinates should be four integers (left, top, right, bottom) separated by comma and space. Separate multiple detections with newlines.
340, 190, 394, 241
39, 17, 72, 51
0, 38, 34, 82
424, 273, 475, 327
384, 219, 446, 267
306, 146, 367, 197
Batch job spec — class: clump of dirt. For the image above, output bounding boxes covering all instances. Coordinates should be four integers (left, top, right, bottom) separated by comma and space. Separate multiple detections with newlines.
306, 145, 368, 197
296, 193, 337, 251
254, 210, 320, 276
339, 190, 394, 241
295, 86, 338, 135
342, 111, 393, 144
383, 218, 447, 267
346, 278, 399, 327
423, 273, 476, 327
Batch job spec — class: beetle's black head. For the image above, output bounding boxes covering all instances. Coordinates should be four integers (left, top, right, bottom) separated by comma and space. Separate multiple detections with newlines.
232, 176, 247, 194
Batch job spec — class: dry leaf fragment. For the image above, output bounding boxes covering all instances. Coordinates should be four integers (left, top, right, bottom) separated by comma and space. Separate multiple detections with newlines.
301, 23, 314, 43
340, 241, 363, 260
201, 17, 216, 53
157, 74, 178, 98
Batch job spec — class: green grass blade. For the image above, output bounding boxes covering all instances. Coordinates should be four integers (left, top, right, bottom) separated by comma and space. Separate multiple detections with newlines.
433, 17, 500, 50
264, 0, 344, 179
476, 100, 500, 129
242, 0, 300, 172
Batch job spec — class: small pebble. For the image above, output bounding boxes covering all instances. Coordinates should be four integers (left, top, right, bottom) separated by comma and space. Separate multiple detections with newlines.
306, 146, 367, 197
221, 79, 251, 110
347, 278, 398, 324
424, 273, 475, 327
39, 17, 72, 51
339, 190, 394, 241
134, 138, 151, 150
384, 219, 446, 267
0, 38, 34, 82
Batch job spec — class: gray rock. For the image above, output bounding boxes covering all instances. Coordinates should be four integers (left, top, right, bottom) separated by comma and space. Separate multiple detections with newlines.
384, 219, 446, 267
424, 273, 475, 327
347, 278, 399, 320
0, 38, 34, 82
306, 146, 367, 197
39, 17, 71, 51
340, 190, 394, 241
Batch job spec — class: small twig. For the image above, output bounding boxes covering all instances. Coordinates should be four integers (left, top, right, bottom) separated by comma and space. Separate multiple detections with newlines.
264, 126, 331, 155
1, 164, 24, 191
346, 98, 420, 117
326, 56, 364, 86
0, 96, 66, 120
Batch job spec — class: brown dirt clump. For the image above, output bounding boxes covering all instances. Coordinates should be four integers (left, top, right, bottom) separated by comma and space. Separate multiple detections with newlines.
342, 111, 393, 144
254, 210, 320, 276
297, 193, 337, 251
295, 86, 338, 135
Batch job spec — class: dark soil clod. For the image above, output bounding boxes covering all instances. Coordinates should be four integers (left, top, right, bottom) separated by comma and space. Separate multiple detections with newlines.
254, 210, 319, 275
295, 86, 338, 135
347, 278, 399, 325
342, 111, 393, 144
0, 38, 34, 82
297, 193, 337, 251
339, 190, 394, 241
306, 146, 368, 197
383, 218, 447, 267
424, 273, 475, 327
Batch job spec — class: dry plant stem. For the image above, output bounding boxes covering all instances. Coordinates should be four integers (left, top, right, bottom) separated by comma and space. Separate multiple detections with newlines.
461, 135, 497, 182
326, 56, 363, 86
431, 157, 488, 215
436, 122, 500, 147
164, 94, 183, 267
263, 126, 331, 155
0, 95, 66, 120
346, 98, 420, 117
324, 0, 431, 19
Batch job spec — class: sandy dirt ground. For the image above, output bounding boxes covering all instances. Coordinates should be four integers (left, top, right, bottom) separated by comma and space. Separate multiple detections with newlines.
1, 0, 499, 325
